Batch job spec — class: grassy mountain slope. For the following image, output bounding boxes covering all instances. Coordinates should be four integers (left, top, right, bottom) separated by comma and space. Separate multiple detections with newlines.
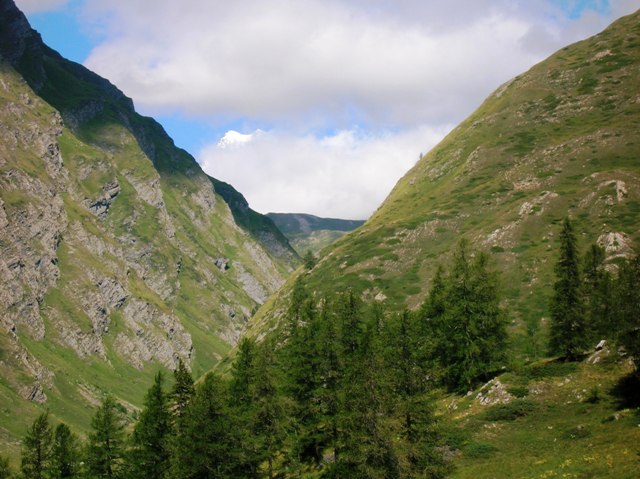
266, 213, 365, 255
249, 10, 640, 355
442, 350, 640, 479
0, 0, 296, 453
242, 12, 640, 478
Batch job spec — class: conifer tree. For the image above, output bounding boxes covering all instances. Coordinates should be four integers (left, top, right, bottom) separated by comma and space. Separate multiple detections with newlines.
339, 289, 362, 358
616, 254, 640, 371
230, 338, 257, 407
253, 342, 288, 479
386, 311, 447, 478
229, 337, 262, 476
169, 373, 241, 479
287, 276, 309, 333
335, 322, 399, 479
582, 243, 613, 340
283, 296, 324, 464
170, 358, 194, 426
50, 423, 80, 479
316, 298, 342, 465
20, 412, 52, 479
86, 395, 126, 479
549, 218, 587, 360
430, 240, 507, 391
128, 372, 171, 479
303, 250, 317, 270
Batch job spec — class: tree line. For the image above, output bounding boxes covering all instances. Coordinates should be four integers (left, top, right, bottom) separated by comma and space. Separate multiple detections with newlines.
4, 221, 639, 478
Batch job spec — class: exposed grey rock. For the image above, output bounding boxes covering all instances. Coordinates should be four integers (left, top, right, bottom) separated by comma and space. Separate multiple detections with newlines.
127, 174, 163, 208
475, 378, 514, 406
25, 382, 46, 403
97, 278, 128, 309
234, 263, 269, 304
86, 179, 120, 219
115, 299, 192, 369
215, 258, 230, 271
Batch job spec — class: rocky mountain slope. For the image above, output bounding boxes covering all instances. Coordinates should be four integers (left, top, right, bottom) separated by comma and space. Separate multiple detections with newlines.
266, 212, 365, 254
249, 10, 640, 353
0, 0, 297, 450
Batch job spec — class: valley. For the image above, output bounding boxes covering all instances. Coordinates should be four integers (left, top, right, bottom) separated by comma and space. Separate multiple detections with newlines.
0, 1, 639, 477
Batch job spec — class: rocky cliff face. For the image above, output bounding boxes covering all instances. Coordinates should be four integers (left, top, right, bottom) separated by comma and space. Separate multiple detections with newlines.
0, 0, 297, 445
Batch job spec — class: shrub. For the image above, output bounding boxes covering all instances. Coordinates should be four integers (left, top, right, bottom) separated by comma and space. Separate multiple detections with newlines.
483, 399, 537, 421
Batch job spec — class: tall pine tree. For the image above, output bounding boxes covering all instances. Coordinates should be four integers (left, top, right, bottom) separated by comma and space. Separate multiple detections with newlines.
127, 372, 171, 479
549, 218, 587, 360
582, 243, 613, 341
170, 359, 194, 428
616, 254, 640, 372
21, 412, 52, 479
428, 240, 507, 391
169, 373, 242, 479
50, 423, 80, 479
86, 395, 126, 479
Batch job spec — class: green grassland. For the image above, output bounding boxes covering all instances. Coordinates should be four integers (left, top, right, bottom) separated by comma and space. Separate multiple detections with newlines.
250, 10, 640, 364
444, 354, 640, 479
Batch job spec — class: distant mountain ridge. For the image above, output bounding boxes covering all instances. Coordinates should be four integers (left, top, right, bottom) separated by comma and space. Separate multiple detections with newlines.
267, 212, 365, 254
267, 212, 365, 235
0, 0, 296, 453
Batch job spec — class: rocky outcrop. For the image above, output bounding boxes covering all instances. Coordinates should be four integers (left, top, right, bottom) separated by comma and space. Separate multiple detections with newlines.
114, 299, 192, 370
86, 180, 120, 219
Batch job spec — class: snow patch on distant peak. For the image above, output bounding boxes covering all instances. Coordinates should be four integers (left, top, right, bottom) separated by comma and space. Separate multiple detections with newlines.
216, 130, 264, 149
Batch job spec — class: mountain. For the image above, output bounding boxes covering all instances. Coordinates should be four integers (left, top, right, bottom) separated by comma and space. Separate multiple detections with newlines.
239, 11, 640, 477
249, 10, 640, 354
0, 0, 297, 451
266, 212, 365, 254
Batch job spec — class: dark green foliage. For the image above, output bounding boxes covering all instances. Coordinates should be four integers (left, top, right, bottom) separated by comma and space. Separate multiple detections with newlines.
21, 412, 52, 479
425, 240, 507, 392
582, 244, 613, 341
333, 323, 400, 479
252, 343, 289, 478
338, 290, 363, 358
169, 373, 242, 479
506, 386, 529, 398
522, 360, 578, 380
230, 338, 257, 407
304, 249, 317, 270
50, 423, 80, 479
86, 396, 126, 479
482, 399, 537, 421
0, 456, 11, 479
549, 218, 588, 360
277, 283, 449, 478
170, 359, 194, 424
127, 372, 171, 479
616, 254, 640, 372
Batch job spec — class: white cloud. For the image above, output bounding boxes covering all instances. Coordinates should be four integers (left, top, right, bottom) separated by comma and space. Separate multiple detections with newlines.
15, 0, 69, 13
198, 125, 451, 219
217, 130, 264, 149
81, 0, 640, 127
81, 1, 533, 126
75, 0, 640, 217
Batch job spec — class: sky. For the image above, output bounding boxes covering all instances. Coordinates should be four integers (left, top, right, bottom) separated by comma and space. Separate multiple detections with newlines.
16, 0, 640, 219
